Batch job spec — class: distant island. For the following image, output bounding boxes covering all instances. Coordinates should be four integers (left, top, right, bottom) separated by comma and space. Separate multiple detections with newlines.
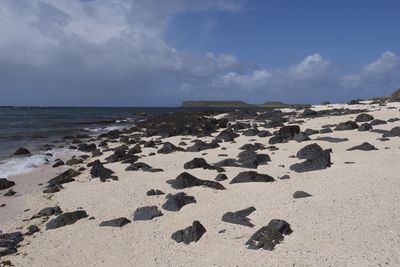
182, 100, 310, 109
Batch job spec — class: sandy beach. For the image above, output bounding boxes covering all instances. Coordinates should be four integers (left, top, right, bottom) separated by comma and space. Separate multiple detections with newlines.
1, 101, 400, 266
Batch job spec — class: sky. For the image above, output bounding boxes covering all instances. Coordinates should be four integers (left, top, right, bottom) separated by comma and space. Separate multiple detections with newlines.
0, 0, 400, 107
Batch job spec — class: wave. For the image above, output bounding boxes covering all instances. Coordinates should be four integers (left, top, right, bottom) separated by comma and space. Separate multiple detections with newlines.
83, 125, 126, 133
0, 148, 79, 178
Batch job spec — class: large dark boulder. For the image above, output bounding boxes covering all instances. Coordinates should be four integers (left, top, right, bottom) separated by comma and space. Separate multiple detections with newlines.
162, 192, 196, 211
47, 169, 80, 187
171, 221, 206, 244
0, 178, 15, 190
169, 172, 225, 190
46, 210, 88, 230
222, 207, 256, 227
13, 147, 31, 156
290, 143, 331, 172
230, 171, 275, 184
245, 219, 292, 250
133, 206, 163, 221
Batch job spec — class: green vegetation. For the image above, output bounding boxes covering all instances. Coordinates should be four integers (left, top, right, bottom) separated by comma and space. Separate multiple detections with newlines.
391, 88, 400, 99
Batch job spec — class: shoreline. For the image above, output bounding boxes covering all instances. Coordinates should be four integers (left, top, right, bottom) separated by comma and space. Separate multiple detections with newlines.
1, 101, 400, 266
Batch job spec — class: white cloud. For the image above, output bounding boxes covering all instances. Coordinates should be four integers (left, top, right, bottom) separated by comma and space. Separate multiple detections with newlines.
0, 0, 399, 105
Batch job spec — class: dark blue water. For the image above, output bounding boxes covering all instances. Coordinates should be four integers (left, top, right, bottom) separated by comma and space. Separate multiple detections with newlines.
0, 106, 232, 160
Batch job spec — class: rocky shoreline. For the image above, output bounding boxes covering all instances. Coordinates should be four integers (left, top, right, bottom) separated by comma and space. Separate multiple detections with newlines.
1, 100, 400, 266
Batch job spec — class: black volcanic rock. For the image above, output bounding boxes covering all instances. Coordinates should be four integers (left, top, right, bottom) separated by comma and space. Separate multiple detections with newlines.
52, 160, 65, 168
237, 150, 271, 168
239, 143, 265, 151
99, 217, 131, 227
242, 128, 259, 136
293, 132, 310, 142
347, 142, 378, 151
0, 178, 15, 190
355, 113, 374, 122
133, 206, 163, 221
78, 143, 97, 152
302, 108, 317, 116
268, 135, 285, 145
66, 158, 83, 166
27, 225, 40, 235
383, 126, 400, 137
157, 142, 184, 154
304, 129, 319, 136
125, 162, 163, 172
13, 147, 31, 156
186, 140, 220, 152
46, 210, 88, 230
290, 143, 331, 172
278, 125, 300, 139
314, 136, 349, 143
90, 160, 114, 181
171, 221, 206, 244
358, 123, 372, 131
319, 128, 333, 134
183, 158, 212, 170
257, 130, 272, 137
47, 169, 80, 187
334, 121, 358, 131
146, 189, 164, 196
216, 129, 239, 142
162, 192, 196, 211
215, 173, 228, 181
3, 189, 16, 196
0, 231, 23, 257
105, 148, 139, 163
222, 207, 256, 227
245, 219, 292, 250
230, 171, 275, 184
293, 191, 312, 199
31, 206, 62, 219
370, 119, 387, 126
169, 172, 225, 190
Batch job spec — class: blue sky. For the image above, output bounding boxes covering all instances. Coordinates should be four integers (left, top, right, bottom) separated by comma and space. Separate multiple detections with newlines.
0, 0, 399, 106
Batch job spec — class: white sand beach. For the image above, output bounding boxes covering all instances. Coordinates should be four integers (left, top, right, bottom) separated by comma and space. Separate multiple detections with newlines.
1, 102, 400, 267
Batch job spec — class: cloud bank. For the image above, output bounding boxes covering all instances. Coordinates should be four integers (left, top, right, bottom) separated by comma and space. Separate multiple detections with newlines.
0, 0, 399, 106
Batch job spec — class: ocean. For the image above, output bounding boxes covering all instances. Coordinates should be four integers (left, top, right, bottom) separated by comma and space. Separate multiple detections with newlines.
0, 106, 230, 178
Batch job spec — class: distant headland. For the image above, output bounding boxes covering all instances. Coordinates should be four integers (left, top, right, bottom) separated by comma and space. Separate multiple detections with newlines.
181, 100, 310, 109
